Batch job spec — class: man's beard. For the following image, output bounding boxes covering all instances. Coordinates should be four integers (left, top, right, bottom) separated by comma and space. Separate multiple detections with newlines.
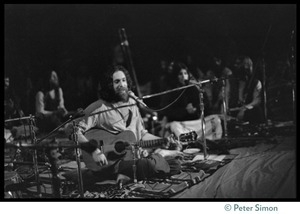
114, 87, 129, 102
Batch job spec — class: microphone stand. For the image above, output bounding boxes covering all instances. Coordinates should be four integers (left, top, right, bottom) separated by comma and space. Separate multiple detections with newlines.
221, 79, 228, 138
258, 25, 272, 125
119, 28, 142, 98
131, 145, 138, 183
198, 83, 208, 160
29, 115, 42, 198
291, 81, 296, 125
261, 55, 268, 125
289, 27, 296, 125
72, 121, 84, 198
45, 140, 61, 198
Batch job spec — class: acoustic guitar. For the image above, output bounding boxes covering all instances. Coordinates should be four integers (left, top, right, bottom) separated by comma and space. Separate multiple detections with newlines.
81, 129, 196, 171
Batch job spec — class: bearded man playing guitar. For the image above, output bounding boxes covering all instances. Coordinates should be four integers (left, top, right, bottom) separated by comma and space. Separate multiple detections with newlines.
73, 65, 183, 182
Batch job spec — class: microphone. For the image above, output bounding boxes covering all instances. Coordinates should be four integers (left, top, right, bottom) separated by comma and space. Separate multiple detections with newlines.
128, 91, 148, 108
210, 77, 219, 83
119, 28, 129, 47
70, 108, 85, 119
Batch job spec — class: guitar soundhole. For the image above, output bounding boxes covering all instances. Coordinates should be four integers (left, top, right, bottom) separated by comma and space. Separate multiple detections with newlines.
114, 141, 129, 153
105, 141, 130, 161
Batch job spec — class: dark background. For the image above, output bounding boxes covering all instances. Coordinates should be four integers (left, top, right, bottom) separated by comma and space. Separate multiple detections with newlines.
4, 4, 296, 112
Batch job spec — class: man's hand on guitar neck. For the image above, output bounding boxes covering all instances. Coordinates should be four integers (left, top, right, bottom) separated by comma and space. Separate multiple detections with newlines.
167, 134, 183, 151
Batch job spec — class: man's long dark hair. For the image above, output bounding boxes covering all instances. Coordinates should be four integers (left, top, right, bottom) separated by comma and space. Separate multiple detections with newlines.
99, 65, 135, 102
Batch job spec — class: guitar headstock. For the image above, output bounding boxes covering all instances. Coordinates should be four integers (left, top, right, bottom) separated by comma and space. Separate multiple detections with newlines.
178, 131, 198, 143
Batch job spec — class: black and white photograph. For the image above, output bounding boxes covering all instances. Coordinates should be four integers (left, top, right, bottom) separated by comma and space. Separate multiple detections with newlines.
4, 4, 297, 201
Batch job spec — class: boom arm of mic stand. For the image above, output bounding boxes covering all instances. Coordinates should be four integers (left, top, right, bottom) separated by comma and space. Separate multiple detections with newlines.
87, 103, 136, 118
5, 115, 33, 123
142, 79, 212, 100
36, 114, 82, 144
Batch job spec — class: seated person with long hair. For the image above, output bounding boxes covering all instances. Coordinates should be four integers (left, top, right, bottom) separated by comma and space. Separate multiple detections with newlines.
72, 65, 182, 182
35, 70, 69, 132
230, 56, 264, 124
159, 61, 222, 141
159, 61, 202, 122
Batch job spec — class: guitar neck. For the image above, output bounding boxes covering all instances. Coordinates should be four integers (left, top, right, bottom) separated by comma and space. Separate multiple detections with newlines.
136, 138, 168, 148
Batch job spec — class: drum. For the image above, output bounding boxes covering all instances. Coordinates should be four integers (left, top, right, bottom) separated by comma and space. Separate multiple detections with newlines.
15, 166, 35, 182
4, 143, 18, 170
4, 171, 23, 198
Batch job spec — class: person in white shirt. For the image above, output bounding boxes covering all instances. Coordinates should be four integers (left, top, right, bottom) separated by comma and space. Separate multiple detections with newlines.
74, 65, 182, 181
